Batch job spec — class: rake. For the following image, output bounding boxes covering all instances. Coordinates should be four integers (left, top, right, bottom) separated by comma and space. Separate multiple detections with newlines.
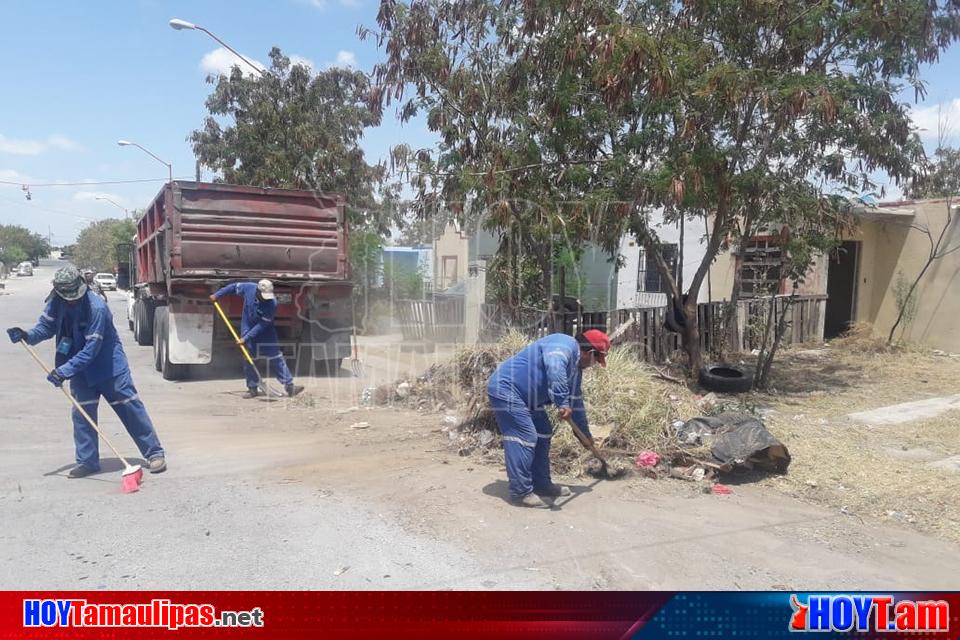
349, 303, 364, 378
20, 342, 143, 493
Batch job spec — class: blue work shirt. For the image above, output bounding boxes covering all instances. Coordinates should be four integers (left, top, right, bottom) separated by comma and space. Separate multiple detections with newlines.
26, 289, 130, 385
213, 282, 278, 343
487, 333, 592, 438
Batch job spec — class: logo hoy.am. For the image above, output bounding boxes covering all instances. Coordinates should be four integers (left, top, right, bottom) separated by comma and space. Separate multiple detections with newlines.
789, 594, 950, 632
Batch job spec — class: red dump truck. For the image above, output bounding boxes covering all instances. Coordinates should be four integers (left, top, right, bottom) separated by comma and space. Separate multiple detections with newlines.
129, 181, 352, 380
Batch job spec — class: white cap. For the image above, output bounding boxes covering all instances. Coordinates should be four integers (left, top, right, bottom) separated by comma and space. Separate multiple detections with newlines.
257, 279, 275, 300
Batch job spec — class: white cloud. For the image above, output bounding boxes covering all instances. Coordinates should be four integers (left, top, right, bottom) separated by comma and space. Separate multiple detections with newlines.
290, 54, 316, 73
306, 0, 327, 7
339, 0, 361, 7
329, 50, 357, 69
301, 0, 361, 9
0, 134, 81, 155
910, 99, 960, 144
200, 47, 266, 77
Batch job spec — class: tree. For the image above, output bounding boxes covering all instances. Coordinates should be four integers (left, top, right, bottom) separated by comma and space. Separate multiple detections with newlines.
0, 224, 49, 264
190, 48, 399, 234
73, 218, 136, 272
366, 0, 960, 373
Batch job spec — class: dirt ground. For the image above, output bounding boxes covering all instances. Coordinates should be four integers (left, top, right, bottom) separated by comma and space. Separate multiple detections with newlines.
751, 342, 960, 544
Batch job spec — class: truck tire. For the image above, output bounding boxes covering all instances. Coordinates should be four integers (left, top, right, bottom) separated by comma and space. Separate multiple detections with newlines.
135, 300, 154, 346
152, 307, 167, 372
699, 363, 754, 394
156, 308, 187, 381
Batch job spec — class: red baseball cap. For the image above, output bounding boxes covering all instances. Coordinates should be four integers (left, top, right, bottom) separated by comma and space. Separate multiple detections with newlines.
582, 329, 611, 367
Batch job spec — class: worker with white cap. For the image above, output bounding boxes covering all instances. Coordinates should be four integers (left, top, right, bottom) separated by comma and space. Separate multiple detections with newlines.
210, 279, 304, 398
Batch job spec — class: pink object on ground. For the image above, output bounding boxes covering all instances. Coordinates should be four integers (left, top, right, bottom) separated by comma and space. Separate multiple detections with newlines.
711, 483, 733, 495
635, 450, 660, 468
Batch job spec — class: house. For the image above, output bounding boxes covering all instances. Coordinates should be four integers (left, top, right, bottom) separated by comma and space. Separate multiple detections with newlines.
708, 197, 960, 351
615, 210, 711, 309
430, 209, 712, 311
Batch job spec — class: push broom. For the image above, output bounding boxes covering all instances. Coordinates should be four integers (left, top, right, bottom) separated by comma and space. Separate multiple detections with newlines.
20, 342, 143, 493
211, 299, 283, 398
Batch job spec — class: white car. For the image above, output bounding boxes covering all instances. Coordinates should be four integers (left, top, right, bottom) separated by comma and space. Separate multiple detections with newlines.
16, 262, 33, 276
94, 273, 117, 291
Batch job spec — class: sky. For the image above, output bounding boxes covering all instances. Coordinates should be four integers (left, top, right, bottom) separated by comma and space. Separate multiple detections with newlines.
1, 1, 959, 246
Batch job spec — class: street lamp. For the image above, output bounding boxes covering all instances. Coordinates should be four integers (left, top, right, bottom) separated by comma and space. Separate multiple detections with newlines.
169, 17, 266, 76
117, 140, 173, 185
95, 195, 131, 219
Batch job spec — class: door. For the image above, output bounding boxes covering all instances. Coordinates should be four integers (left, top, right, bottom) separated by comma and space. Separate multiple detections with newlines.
824, 241, 860, 339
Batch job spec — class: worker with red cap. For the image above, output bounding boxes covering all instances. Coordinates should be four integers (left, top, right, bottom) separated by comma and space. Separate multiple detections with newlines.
487, 329, 611, 507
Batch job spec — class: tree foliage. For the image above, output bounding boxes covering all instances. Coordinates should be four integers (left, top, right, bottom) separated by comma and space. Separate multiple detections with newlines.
73, 218, 136, 272
0, 225, 49, 266
366, 0, 960, 370
190, 48, 399, 233
908, 145, 960, 199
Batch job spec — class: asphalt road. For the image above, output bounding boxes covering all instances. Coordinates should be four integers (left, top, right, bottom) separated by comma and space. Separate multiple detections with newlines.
0, 261, 548, 589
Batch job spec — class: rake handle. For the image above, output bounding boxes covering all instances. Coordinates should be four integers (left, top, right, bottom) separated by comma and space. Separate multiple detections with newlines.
20, 341, 131, 467
563, 415, 610, 471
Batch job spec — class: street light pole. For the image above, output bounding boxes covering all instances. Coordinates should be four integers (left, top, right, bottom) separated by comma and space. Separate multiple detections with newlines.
117, 140, 173, 185
169, 18, 266, 76
95, 195, 129, 217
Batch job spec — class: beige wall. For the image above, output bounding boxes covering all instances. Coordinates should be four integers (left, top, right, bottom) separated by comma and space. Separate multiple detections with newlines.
432, 222, 469, 290
708, 199, 960, 351
852, 199, 960, 350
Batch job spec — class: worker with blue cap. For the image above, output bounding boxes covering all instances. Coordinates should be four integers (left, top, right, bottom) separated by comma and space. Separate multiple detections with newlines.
487, 329, 610, 507
6, 265, 166, 478
211, 279, 304, 398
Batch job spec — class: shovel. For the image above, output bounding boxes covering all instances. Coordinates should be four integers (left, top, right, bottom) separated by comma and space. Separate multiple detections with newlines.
211, 299, 283, 398
20, 342, 143, 493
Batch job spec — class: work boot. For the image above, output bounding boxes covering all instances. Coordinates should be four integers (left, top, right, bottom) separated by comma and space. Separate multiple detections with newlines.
148, 456, 167, 474
535, 483, 571, 498
67, 464, 98, 479
512, 492, 550, 508
243, 388, 259, 399
285, 383, 304, 397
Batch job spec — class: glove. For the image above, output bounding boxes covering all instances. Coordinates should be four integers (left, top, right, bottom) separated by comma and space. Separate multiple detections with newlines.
46, 368, 67, 388
6, 327, 26, 343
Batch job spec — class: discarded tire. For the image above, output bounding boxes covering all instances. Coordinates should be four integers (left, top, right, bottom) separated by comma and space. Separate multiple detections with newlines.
699, 363, 753, 394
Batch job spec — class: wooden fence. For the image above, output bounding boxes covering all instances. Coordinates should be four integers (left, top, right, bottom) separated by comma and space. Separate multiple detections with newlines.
396, 294, 827, 361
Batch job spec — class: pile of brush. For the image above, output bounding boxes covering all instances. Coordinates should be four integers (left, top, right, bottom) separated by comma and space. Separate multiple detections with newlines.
372, 333, 700, 475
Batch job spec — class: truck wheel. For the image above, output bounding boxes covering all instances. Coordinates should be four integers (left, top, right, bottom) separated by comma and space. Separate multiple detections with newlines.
152, 307, 167, 371
135, 300, 154, 346
318, 358, 344, 376
157, 309, 187, 381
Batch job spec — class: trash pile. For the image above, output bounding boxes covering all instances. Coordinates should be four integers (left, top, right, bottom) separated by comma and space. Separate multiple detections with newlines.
366, 333, 791, 486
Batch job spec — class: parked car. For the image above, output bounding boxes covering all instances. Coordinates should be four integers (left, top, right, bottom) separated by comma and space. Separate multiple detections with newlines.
17, 262, 33, 277
94, 272, 117, 291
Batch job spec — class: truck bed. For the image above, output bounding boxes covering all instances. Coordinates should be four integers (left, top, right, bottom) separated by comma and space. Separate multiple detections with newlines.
135, 181, 348, 288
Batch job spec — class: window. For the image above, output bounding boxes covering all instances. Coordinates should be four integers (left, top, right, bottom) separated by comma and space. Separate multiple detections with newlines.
637, 244, 679, 293
441, 256, 459, 288
740, 237, 783, 298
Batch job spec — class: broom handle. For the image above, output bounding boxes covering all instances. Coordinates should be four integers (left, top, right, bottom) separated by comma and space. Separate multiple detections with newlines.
20, 341, 131, 466
212, 299, 256, 365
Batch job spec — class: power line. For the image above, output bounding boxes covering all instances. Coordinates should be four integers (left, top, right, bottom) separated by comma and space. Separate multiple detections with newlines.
0, 176, 193, 188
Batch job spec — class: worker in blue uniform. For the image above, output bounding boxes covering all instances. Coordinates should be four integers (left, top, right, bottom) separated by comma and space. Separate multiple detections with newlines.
487, 329, 611, 507
211, 279, 304, 398
6, 265, 166, 478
